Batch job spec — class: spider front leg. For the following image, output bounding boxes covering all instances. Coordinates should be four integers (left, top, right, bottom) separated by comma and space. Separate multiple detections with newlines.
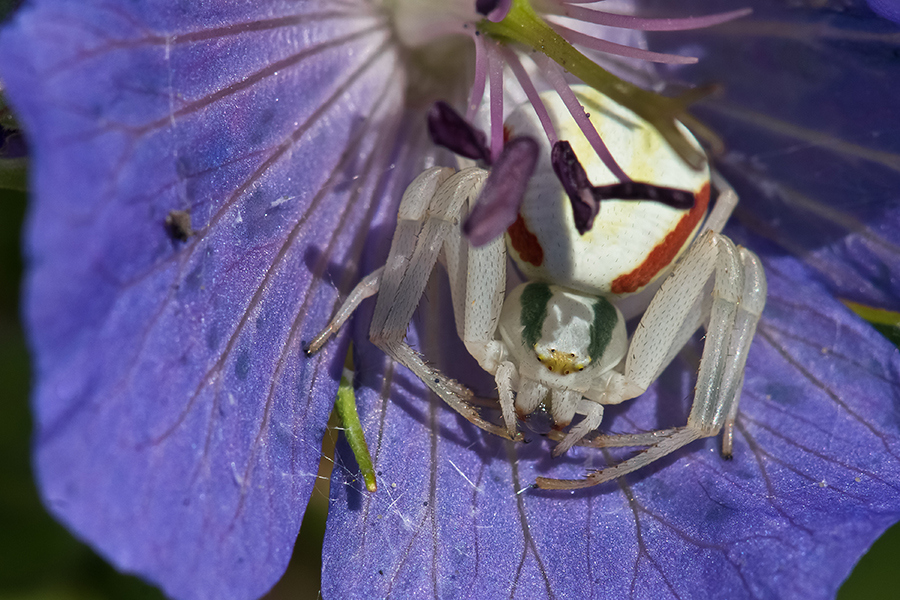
304, 167, 457, 355
539, 230, 767, 489
370, 166, 515, 439
308, 166, 515, 440
438, 189, 518, 437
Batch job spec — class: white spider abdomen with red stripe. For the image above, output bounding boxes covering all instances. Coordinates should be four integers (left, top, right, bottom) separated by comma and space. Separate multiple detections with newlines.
504, 86, 711, 296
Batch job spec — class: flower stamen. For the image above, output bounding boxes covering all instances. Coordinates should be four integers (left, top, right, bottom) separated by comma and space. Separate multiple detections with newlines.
477, 0, 513, 22
466, 32, 489, 120
487, 39, 505, 162
497, 45, 557, 146
537, 53, 628, 181
463, 136, 540, 245
428, 101, 491, 162
549, 23, 698, 65
555, 5, 753, 32
551, 140, 696, 235
476, 0, 749, 169
391, 0, 749, 169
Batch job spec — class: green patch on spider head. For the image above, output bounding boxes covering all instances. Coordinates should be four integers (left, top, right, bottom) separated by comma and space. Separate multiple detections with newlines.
588, 296, 618, 360
520, 282, 553, 348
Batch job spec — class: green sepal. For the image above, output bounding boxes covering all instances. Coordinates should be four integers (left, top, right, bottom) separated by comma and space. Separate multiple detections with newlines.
334, 345, 377, 492
843, 300, 900, 350
479, 0, 717, 169
0, 158, 27, 191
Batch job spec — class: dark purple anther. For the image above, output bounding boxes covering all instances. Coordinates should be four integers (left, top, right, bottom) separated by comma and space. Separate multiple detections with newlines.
476, 0, 511, 21
427, 101, 491, 163
552, 140, 600, 235
463, 136, 539, 246
592, 182, 696, 210
552, 140, 697, 235
475, 0, 501, 17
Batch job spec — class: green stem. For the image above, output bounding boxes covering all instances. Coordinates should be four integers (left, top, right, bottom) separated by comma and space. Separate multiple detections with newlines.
0, 159, 27, 191
843, 300, 900, 350
334, 346, 377, 492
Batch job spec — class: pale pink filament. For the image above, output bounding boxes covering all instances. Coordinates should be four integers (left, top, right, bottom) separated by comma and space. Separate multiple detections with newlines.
467, 32, 488, 120
562, 6, 752, 31
536, 54, 629, 181
551, 23, 698, 64
498, 45, 558, 146
487, 41, 505, 163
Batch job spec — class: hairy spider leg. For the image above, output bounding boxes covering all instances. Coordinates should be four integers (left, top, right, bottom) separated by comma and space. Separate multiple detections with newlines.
308, 167, 516, 440
545, 175, 747, 451
539, 230, 766, 489
304, 267, 384, 355
438, 176, 516, 436
545, 174, 737, 457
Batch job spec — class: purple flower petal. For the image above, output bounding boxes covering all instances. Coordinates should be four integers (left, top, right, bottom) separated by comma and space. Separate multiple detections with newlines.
647, 0, 900, 310
0, 1, 415, 598
323, 3, 900, 599
3, 0, 899, 599
868, 0, 900, 24
324, 240, 900, 598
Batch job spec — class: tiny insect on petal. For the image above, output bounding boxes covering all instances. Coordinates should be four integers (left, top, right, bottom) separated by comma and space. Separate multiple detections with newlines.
163, 209, 193, 242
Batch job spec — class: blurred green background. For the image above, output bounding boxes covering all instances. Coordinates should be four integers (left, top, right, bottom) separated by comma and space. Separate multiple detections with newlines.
0, 185, 899, 598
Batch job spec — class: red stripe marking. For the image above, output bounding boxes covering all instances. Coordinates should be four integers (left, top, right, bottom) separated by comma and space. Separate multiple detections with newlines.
611, 182, 711, 294
507, 214, 544, 266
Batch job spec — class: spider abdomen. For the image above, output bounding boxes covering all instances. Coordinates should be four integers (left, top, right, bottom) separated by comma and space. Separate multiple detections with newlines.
504, 86, 711, 296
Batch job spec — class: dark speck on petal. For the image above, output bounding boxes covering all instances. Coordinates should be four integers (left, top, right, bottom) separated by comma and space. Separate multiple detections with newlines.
164, 210, 193, 242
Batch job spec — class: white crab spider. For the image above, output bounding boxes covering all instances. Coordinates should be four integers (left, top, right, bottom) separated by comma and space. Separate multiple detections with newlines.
307, 86, 767, 489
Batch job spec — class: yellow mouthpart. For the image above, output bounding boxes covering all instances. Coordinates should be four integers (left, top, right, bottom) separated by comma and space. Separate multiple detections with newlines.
536, 348, 589, 376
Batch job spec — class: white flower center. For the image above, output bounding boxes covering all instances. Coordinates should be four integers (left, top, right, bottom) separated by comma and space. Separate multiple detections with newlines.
384, 0, 481, 48
380, 0, 479, 108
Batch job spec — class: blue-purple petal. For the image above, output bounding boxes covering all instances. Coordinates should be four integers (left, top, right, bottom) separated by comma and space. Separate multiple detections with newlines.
4, 0, 899, 598
0, 1, 408, 598
648, 0, 900, 310
868, 0, 900, 23
325, 230, 900, 599
323, 2, 900, 599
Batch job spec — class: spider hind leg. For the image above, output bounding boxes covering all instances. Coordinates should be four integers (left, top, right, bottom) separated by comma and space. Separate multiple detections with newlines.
538, 234, 766, 489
